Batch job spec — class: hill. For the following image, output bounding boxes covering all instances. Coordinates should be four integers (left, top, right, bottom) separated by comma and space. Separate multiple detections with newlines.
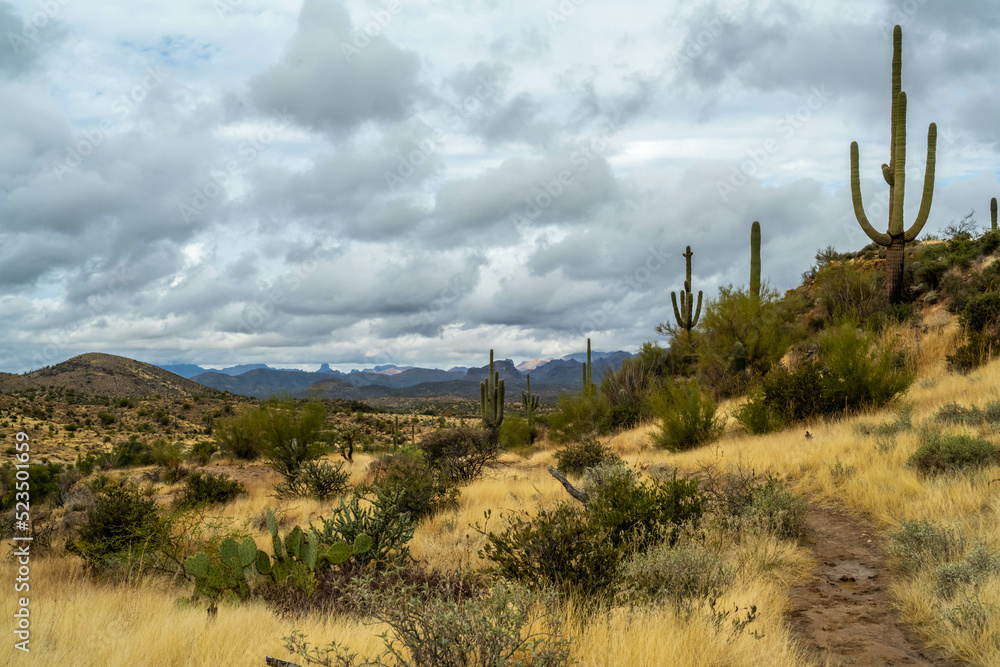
0, 353, 222, 399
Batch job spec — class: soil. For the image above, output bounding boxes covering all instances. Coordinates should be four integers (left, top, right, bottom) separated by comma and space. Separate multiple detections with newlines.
785, 504, 966, 666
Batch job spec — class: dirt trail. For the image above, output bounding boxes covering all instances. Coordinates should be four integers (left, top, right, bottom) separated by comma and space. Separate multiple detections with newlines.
785, 504, 964, 666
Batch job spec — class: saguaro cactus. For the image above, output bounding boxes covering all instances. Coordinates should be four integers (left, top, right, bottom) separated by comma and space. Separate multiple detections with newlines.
582, 338, 597, 396
991, 197, 997, 232
672, 246, 702, 333
750, 221, 761, 306
480, 349, 505, 433
522, 373, 540, 427
850, 24, 937, 305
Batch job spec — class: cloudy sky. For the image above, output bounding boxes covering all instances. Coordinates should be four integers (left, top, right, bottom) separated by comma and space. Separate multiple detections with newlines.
0, 0, 997, 373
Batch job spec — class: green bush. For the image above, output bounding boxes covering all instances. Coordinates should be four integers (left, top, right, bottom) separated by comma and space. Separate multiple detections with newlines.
175, 472, 246, 509
812, 261, 884, 325
68, 478, 171, 571
553, 436, 621, 477
819, 321, 914, 411
907, 431, 1000, 475
311, 490, 415, 568
694, 286, 804, 399
649, 379, 725, 452
934, 546, 999, 600
498, 415, 536, 451
620, 541, 732, 606
960, 291, 1000, 333
584, 464, 705, 550
0, 462, 63, 511
418, 426, 497, 482
738, 476, 807, 538
547, 391, 610, 444
888, 518, 967, 576
362, 454, 459, 522
273, 459, 350, 501
284, 581, 572, 667
188, 440, 218, 466
252, 398, 329, 476
478, 503, 619, 600
946, 331, 999, 373
731, 389, 784, 435
599, 343, 669, 429
214, 414, 261, 461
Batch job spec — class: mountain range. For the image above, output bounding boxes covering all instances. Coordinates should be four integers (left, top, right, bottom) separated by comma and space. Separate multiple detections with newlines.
158, 350, 634, 400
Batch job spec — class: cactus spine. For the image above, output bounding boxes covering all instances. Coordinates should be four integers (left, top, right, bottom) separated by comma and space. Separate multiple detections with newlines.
992, 197, 997, 232
671, 246, 702, 333
850, 24, 937, 305
480, 349, 505, 433
522, 373, 540, 427
582, 338, 597, 396
750, 221, 761, 306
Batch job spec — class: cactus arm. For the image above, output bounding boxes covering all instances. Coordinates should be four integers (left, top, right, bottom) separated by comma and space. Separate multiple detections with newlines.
889, 92, 908, 237
850, 141, 892, 246
991, 197, 997, 232
883, 165, 895, 186
692, 291, 702, 328
670, 291, 682, 327
750, 221, 761, 303
903, 122, 937, 243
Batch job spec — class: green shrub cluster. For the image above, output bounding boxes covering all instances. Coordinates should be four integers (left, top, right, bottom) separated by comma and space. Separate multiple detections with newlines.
362, 453, 459, 522
649, 379, 725, 452
888, 518, 967, 576
735, 322, 914, 434
273, 459, 350, 501
907, 431, 1000, 475
284, 580, 572, 667
174, 472, 247, 509
418, 426, 497, 483
310, 490, 416, 568
553, 436, 622, 477
478, 464, 705, 600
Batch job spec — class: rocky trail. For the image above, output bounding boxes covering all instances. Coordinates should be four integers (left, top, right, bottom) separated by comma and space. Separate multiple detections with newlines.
785, 504, 964, 666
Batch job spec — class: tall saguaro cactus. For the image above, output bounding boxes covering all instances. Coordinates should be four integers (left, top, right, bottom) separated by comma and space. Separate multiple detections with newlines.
522, 373, 540, 427
672, 246, 703, 333
750, 221, 761, 306
582, 338, 597, 396
850, 24, 937, 305
480, 349, 505, 433
992, 197, 997, 232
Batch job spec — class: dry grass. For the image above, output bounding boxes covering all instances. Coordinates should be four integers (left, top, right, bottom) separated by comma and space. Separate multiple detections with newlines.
5, 317, 1000, 665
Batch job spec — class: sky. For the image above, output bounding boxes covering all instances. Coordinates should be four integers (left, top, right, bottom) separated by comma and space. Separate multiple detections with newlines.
0, 0, 998, 374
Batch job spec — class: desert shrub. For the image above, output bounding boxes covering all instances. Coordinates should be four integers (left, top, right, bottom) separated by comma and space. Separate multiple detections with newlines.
174, 471, 246, 509
102, 435, 154, 468
738, 476, 807, 538
584, 464, 705, 550
907, 431, 1000, 475
599, 343, 669, 429
418, 426, 497, 483
960, 291, 1000, 333
362, 454, 459, 522
913, 257, 949, 290
0, 462, 64, 511
947, 331, 999, 373
694, 285, 804, 398
273, 459, 350, 501
188, 440, 218, 466
554, 436, 621, 477
214, 414, 261, 461
498, 415, 535, 450
620, 541, 733, 605
311, 490, 415, 567
250, 398, 329, 476
731, 389, 784, 435
649, 379, 725, 452
547, 391, 610, 444
151, 439, 186, 482
813, 262, 884, 325
284, 580, 572, 667
67, 478, 171, 572
478, 503, 619, 600
819, 321, 914, 411
935, 546, 999, 600
888, 518, 967, 575
760, 360, 834, 425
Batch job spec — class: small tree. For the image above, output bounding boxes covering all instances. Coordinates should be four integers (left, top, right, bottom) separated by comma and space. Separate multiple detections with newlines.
250, 397, 328, 476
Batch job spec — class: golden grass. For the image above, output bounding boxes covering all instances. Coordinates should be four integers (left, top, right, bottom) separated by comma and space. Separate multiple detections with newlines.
6, 317, 1000, 665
